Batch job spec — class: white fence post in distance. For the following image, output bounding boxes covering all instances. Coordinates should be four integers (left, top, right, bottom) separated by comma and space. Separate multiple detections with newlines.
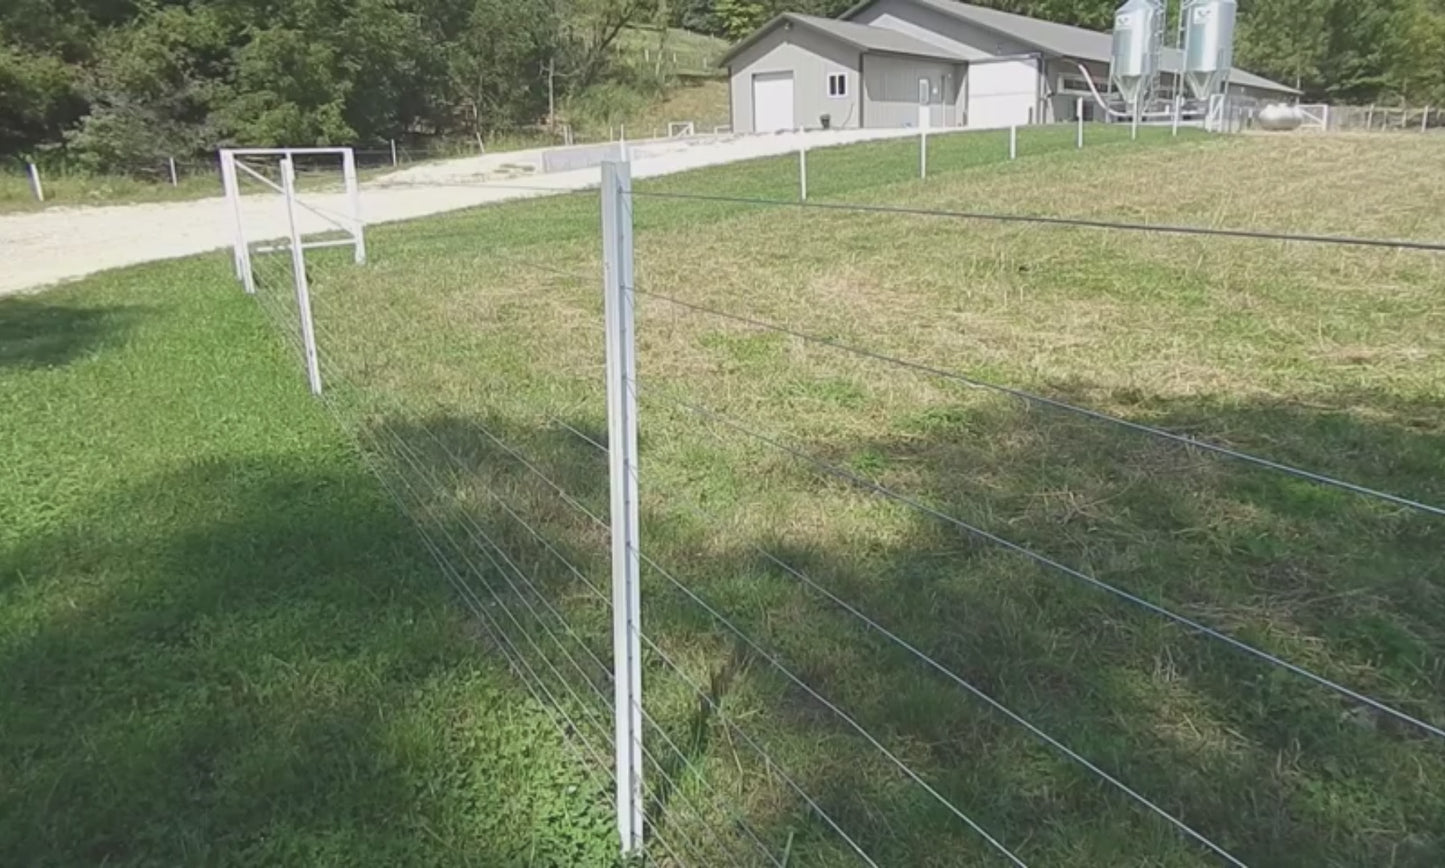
26, 162, 44, 202
1077, 98, 1084, 149
280, 155, 324, 396
799, 139, 808, 201
920, 127, 928, 179
601, 158, 644, 858
1009, 125, 1018, 160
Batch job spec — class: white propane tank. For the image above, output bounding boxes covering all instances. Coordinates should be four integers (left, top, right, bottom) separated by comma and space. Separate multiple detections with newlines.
1257, 104, 1303, 131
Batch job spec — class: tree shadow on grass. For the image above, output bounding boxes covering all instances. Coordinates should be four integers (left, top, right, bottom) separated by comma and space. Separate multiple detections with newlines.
0, 453, 617, 868
0, 297, 143, 370
352, 382, 1445, 867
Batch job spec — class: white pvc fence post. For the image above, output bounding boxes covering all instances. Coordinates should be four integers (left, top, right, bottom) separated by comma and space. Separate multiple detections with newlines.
601, 158, 643, 859
220, 151, 254, 292
920, 127, 928, 178
342, 149, 366, 264
1076, 98, 1084, 148
168, 156, 178, 186
1172, 95, 1182, 136
280, 155, 324, 396
798, 140, 808, 201
1009, 125, 1017, 160
26, 162, 43, 202
1423, 106, 1431, 132
390, 139, 398, 166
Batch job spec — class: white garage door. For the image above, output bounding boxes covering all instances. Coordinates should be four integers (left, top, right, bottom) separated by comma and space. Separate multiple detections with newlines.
752, 72, 795, 133
966, 58, 1038, 129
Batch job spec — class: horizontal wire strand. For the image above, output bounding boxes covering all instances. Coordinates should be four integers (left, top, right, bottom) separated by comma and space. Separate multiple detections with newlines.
634, 548, 1029, 867
639, 384, 1445, 742
636, 627, 881, 867
628, 190, 1445, 252
548, 412, 1247, 864
360, 421, 616, 734
631, 286, 1445, 519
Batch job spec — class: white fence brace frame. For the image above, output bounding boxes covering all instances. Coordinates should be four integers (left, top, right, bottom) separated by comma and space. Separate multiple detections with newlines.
219, 146, 367, 297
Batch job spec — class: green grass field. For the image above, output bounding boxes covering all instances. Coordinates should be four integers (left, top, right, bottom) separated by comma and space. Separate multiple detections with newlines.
4, 126, 1444, 867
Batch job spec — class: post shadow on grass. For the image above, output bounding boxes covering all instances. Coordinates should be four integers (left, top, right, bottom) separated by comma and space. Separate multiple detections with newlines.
0, 297, 142, 370
358, 385, 1445, 868
0, 453, 619, 868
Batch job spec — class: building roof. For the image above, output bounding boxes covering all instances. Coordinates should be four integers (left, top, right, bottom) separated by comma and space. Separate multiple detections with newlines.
719, 12, 968, 66
840, 0, 1298, 94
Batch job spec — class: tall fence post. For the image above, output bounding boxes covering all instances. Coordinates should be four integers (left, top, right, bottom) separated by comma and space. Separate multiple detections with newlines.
798, 139, 808, 201
1009, 125, 1018, 160
1076, 98, 1084, 149
280, 155, 324, 396
168, 156, 179, 186
920, 127, 928, 179
26, 162, 44, 202
342, 149, 366, 265
601, 158, 644, 858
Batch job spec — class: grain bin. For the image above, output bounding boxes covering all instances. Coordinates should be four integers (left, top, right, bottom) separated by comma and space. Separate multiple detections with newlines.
1110, 0, 1164, 109
1182, 0, 1237, 99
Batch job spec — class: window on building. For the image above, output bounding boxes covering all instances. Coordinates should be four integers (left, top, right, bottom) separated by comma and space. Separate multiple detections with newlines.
827, 73, 848, 98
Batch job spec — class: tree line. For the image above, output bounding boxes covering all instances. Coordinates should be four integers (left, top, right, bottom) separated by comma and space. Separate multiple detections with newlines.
689, 0, 1445, 104
4, 0, 1442, 167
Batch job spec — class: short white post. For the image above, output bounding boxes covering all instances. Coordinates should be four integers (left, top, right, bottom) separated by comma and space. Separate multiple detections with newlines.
1367, 104, 1375, 129
1323, 104, 1331, 131
1076, 98, 1084, 148
280, 156, 324, 396
390, 139, 398, 166
26, 162, 43, 202
341, 149, 366, 265
168, 156, 178, 186
1131, 92, 1141, 140
1009, 124, 1017, 160
920, 127, 928, 179
1172, 95, 1182, 136
798, 140, 808, 201
600, 158, 644, 859
1422, 106, 1431, 132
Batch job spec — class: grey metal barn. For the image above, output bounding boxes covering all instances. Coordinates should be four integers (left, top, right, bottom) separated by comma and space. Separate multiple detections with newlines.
722, 0, 1297, 134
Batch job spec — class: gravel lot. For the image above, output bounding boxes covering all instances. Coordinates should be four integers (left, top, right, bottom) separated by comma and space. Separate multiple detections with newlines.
1, 128, 923, 296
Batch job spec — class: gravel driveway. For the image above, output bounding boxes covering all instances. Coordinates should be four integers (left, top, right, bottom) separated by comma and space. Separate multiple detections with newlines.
1, 128, 923, 296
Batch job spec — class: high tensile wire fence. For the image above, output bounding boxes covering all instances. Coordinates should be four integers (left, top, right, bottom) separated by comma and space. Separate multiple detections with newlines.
232, 130, 1445, 867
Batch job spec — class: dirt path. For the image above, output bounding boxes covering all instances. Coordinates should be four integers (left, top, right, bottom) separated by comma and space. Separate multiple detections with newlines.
0, 128, 923, 296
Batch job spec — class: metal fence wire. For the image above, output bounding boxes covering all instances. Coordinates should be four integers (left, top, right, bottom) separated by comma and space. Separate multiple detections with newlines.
234, 140, 1445, 867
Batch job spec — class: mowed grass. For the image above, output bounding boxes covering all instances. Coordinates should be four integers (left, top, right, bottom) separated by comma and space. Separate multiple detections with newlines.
281, 127, 1445, 867
0, 265, 618, 864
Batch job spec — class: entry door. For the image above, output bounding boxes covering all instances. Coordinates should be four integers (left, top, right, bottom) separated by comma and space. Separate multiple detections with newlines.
752, 72, 795, 133
917, 77, 931, 129
966, 57, 1037, 129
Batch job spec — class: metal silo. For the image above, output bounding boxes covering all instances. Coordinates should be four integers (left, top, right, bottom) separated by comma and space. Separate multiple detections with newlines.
1182, 0, 1237, 99
1109, 0, 1164, 109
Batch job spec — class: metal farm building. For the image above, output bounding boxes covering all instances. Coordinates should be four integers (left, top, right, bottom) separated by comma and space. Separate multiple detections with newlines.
722, 0, 1295, 134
